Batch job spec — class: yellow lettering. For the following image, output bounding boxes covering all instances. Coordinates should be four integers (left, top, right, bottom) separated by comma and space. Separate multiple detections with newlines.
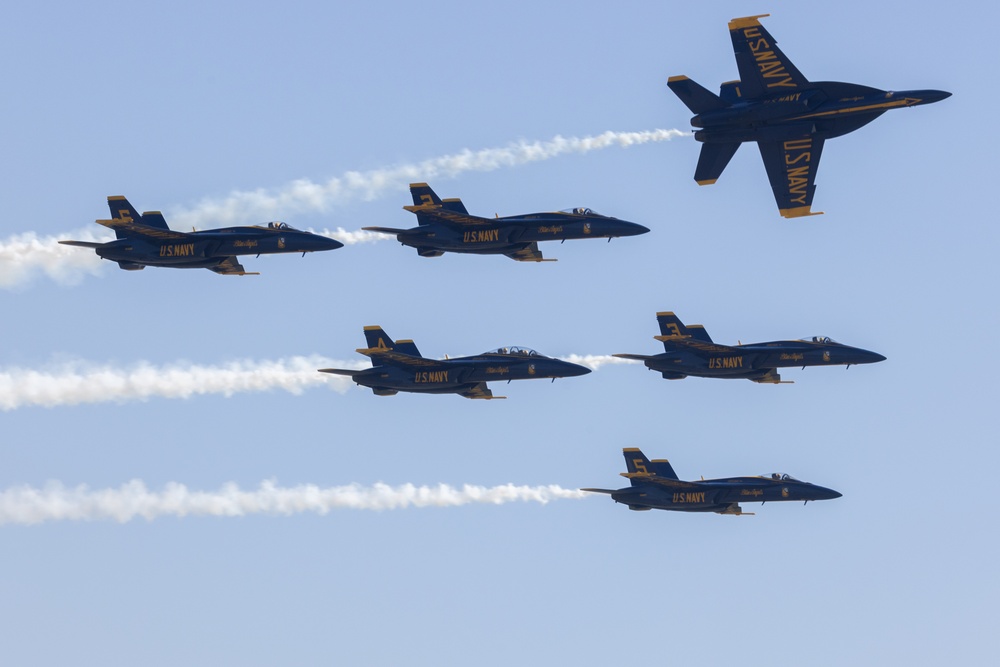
786, 152, 811, 166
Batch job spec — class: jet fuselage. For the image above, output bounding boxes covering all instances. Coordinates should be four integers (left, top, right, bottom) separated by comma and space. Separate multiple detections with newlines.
93, 226, 342, 268
609, 476, 842, 513
690, 84, 951, 144
349, 351, 590, 395
643, 338, 886, 379
392, 211, 649, 255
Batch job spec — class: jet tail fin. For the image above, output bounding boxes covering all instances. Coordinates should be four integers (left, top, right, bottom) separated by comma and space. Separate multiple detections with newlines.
441, 198, 469, 215
363, 326, 397, 351
105, 196, 143, 239
392, 338, 422, 357
359, 327, 423, 358
622, 448, 680, 482
406, 183, 447, 226
104, 196, 171, 239
655, 311, 713, 344
667, 75, 729, 114
409, 182, 443, 207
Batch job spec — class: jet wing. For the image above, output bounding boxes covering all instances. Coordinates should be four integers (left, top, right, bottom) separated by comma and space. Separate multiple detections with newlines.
96, 218, 189, 240
728, 15, 809, 99
459, 382, 505, 400
757, 137, 825, 218
210, 257, 259, 276
359, 348, 442, 369
504, 242, 555, 263
750, 369, 791, 384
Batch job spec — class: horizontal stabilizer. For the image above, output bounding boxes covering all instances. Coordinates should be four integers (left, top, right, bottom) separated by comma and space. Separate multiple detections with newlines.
362, 227, 411, 235
318, 368, 357, 376
695, 142, 741, 185
667, 75, 729, 114
580, 488, 617, 495
612, 353, 652, 361
58, 240, 104, 249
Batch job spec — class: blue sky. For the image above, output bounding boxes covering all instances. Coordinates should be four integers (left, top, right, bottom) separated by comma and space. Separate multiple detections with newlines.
1, 2, 994, 665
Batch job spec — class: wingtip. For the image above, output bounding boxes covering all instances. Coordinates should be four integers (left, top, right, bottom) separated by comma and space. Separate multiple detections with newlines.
779, 206, 824, 219
728, 14, 770, 31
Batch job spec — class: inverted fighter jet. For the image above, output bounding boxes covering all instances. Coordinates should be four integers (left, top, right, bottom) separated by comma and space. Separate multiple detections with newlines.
582, 448, 841, 515
60, 196, 343, 275
614, 311, 885, 384
668, 14, 950, 217
363, 183, 649, 261
319, 326, 591, 399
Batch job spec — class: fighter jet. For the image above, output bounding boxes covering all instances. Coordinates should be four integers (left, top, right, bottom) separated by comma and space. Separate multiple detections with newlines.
582, 448, 842, 515
363, 183, 649, 261
668, 14, 950, 218
319, 326, 591, 399
60, 196, 343, 275
614, 311, 885, 384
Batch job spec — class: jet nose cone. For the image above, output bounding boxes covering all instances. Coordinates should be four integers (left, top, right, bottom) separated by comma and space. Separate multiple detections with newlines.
860, 349, 887, 364
558, 360, 592, 377
814, 486, 842, 501
317, 236, 344, 251
902, 89, 951, 106
617, 221, 651, 237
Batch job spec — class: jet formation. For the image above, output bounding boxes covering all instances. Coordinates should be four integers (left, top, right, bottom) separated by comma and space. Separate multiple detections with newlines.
582, 448, 841, 515
363, 183, 649, 261
318, 326, 591, 399
60, 196, 343, 275
614, 311, 885, 384
668, 14, 950, 217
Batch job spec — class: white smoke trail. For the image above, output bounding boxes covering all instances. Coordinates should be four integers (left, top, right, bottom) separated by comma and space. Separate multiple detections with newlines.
0, 228, 111, 288
168, 129, 688, 228
0, 353, 629, 410
0, 356, 364, 410
1, 129, 686, 288
560, 354, 640, 370
0, 480, 588, 525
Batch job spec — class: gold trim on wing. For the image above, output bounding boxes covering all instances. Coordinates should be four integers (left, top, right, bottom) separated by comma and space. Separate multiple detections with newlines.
728, 14, 770, 31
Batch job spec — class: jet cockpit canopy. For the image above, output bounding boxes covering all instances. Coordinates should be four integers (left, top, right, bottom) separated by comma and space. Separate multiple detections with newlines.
484, 346, 541, 357
559, 207, 599, 216
767, 473, 800, 482
801, 335, 838, 344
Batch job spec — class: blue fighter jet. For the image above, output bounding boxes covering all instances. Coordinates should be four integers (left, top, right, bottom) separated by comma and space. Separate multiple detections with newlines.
583, 448, 841, 516
614, 311, 885, 384
668, 14, 950, 217
60, 196, 343, 275
318, 326, 591, 399
363, 183, 649, 261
